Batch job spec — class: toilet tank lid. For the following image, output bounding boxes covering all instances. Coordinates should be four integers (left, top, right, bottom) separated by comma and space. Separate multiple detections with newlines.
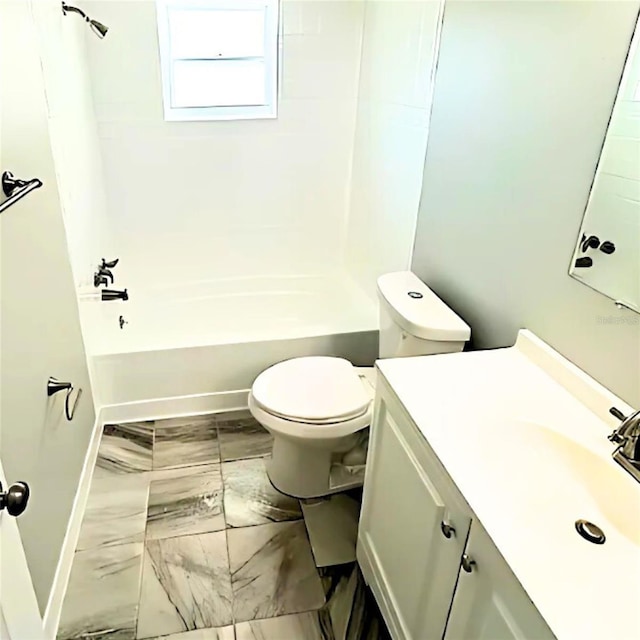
377, 272, 471, 342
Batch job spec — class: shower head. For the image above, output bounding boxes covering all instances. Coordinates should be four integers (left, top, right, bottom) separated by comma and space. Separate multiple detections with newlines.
89, 19, 109, 38
61, 2, 109, 39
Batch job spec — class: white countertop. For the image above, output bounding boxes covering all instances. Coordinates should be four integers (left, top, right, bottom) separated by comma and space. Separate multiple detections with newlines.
377, 331, 640, 640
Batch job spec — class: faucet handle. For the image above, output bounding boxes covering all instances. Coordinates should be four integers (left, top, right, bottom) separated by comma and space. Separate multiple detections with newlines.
97, 267, 114, 284
94, 273, 108, 288
101, 258, 119, 269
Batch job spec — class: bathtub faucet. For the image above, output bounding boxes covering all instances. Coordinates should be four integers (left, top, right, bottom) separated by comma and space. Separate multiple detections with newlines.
94, 267, 114, 287
102, 288, 128, 302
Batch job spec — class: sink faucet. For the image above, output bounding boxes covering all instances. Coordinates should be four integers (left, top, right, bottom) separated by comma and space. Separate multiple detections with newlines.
608, 407, 640, 483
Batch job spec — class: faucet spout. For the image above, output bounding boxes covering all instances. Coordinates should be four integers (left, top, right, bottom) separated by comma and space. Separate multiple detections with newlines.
609, 408, 640, 483
101, 288, 128, 302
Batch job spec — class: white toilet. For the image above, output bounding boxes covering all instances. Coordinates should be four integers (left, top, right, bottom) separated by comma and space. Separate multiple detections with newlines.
249, 271, 471, 499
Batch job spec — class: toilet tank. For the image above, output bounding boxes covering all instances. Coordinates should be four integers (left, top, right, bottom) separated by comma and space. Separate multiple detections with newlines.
376, 272, 471, 358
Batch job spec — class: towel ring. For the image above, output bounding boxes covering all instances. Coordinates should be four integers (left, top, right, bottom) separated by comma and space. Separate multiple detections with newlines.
47, 377, 83, 421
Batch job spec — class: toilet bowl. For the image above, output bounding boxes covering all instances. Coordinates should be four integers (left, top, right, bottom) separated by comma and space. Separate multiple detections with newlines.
249, 271, 471, 499
249, 356, 374, 498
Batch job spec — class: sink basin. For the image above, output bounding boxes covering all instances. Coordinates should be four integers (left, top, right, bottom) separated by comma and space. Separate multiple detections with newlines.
501, 421, 640, 545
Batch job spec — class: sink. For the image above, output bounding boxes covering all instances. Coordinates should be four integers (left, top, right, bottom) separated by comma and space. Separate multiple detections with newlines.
501, 421, 640, 545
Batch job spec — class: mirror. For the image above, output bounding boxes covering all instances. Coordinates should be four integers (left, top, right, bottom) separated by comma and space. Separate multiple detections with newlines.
570, 15, 640, 313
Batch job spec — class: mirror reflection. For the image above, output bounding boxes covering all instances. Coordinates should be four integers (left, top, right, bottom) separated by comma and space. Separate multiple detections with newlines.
570, 16, 640, 313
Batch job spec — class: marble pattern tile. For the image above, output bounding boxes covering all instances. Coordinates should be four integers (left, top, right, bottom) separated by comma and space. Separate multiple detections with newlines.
98, 422, 153, 473
222, 458, 302, 528
148, 628, 235, 640
319, 564, 390, 640
235, 612, 328, 640
76, 471, 150, 551
146, 465, 224, 540
136, 531, 233, 639
153, 416, 219, 470
228, 520, 325, 623
57, 542, 144, 640
216, 410, 273, 461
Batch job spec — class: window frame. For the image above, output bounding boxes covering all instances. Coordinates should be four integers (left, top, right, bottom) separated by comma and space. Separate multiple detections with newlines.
156, 0, 279, 121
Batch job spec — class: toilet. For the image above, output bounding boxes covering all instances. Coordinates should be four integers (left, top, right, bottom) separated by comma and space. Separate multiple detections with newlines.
249, 271, 471, 499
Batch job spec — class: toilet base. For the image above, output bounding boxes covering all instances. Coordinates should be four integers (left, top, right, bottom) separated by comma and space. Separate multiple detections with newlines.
266, 434, 365, 499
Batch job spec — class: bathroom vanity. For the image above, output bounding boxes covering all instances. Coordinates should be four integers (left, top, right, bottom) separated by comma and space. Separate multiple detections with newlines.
357, 331, 640, 640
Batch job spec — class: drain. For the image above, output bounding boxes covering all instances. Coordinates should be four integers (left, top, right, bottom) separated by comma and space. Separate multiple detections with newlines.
575, 519, 606, 544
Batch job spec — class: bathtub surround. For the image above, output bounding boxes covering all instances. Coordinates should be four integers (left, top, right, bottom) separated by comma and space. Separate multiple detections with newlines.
84, 0, 365, 286
57, 410, 389, 639
412, 0, 640, 405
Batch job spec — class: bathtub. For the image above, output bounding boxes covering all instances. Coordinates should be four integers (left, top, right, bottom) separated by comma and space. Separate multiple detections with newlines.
80, 274, 378, 409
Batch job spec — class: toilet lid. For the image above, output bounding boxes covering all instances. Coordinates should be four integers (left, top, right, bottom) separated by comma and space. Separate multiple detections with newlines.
251, 357, 372, 423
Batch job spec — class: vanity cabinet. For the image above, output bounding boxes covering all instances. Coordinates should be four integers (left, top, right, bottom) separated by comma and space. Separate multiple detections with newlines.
444, 521, 554, 640
358, 377, 555, 640
357, 384, 472, 640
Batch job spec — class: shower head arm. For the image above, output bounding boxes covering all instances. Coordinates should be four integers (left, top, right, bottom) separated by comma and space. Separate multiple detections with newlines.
61, 2, 90, 22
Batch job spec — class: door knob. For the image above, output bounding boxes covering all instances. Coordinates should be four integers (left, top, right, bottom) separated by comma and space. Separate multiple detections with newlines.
0, 480, 30, 517
461, 553, 476, 573
441, 520, 456, 539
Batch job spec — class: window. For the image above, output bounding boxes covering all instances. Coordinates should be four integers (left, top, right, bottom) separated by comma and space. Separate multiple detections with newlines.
156, 0, 279, 121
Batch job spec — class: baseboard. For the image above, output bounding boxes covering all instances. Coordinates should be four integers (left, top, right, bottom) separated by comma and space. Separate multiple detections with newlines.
100, 389, 250, 425
43, 409, 104, 640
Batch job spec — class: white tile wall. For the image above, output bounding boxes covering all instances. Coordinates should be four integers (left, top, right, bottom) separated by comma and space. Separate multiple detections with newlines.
32, 0, 114, 286
345, 0, 444, 300
84, 0, 365, 286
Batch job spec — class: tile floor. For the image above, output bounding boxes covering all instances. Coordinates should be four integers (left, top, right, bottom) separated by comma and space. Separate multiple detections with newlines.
57, 410, 389, 640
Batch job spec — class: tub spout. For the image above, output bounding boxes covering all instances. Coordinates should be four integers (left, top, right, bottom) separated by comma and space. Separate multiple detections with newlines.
102, 288, 128, 302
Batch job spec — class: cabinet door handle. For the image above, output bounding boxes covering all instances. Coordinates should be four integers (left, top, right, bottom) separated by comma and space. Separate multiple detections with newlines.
461, 553, 476, 573
441, 520, 456, 539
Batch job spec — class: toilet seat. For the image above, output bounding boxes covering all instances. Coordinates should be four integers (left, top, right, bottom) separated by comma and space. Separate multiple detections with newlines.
251, 356, 372, 424
249, 391, 372, 440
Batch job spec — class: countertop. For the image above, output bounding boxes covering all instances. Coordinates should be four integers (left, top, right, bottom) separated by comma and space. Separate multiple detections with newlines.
377, 331, 640, 640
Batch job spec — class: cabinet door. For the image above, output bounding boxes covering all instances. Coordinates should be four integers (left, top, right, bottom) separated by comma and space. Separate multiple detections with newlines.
358, 391, 470, 640
445, 521, 555, 640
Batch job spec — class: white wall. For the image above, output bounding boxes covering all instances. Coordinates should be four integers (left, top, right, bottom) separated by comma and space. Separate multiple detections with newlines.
84, 0, 365, 287
32, 0, 114, 288
412, 0, 640, 405
345, 0, 444, 300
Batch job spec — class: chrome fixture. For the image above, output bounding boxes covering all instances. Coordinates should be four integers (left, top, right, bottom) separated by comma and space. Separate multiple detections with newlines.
102, 288, 128, 301
101, 258, 120, 269
94, 267, 114, 287
94, 257, 119, 287
608, 407, 640, 483
0, 171, 43, 215
61, 2, 109, 38
47, 376, 83, 421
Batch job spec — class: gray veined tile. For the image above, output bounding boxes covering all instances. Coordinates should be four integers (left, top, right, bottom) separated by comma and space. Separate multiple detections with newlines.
222, 458, 302, 528
216, 410, 273, 461
76, 471, 150, 552
146, 464, 225, 540
153, 415, 219, 470
98, 422, 153, 473
235, 613, 327, 640
57, 542, 144, 640
228, 520, 325, 623
136, 531, 233, 639
147, 628, 235, 640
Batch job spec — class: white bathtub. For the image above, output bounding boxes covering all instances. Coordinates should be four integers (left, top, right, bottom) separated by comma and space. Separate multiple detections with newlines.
81, 275, 378, 409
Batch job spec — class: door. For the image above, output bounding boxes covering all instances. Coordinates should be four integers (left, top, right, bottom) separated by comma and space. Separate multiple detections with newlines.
0, 459, 43, 640
444, 521, 554, 640
358, 389, 471, 640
